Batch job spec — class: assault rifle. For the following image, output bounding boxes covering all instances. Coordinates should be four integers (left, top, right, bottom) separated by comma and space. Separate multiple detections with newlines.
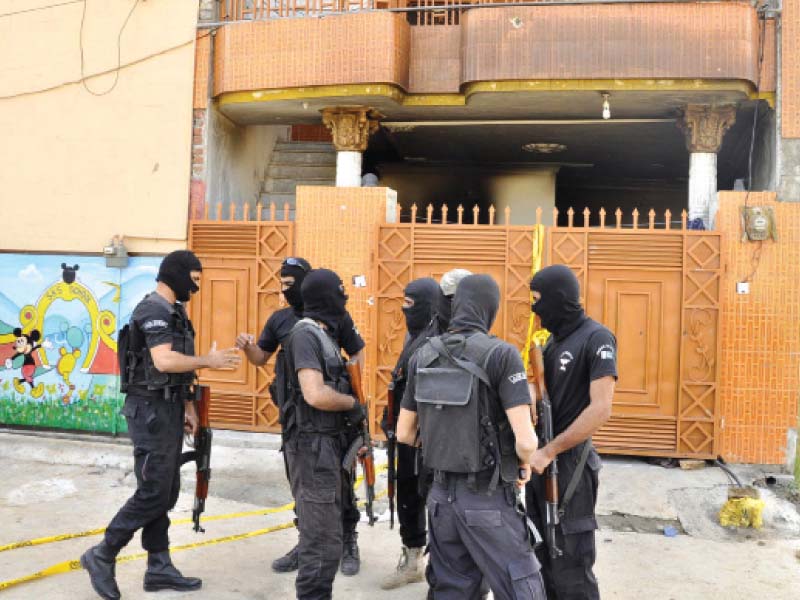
385, 379, 397, 529
344, 360, 377, 526
181, 385, 213, 533
531, 345, 562, 559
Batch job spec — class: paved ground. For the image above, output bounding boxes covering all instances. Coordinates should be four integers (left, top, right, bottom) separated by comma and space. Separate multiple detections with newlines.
1, 430, 799, 599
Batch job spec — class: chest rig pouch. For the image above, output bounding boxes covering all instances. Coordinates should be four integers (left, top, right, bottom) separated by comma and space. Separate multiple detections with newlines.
126, 297, 196, 393
288, 319, 352, 435
415, 332, 514, 489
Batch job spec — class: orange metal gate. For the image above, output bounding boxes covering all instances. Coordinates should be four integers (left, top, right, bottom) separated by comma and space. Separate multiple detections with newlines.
188, 203, 294, 432
188, 202, 722, 458
549, 209, 722, 458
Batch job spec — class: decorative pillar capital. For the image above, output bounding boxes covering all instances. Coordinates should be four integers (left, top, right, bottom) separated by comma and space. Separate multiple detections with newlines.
678, 105, 737, 153
321, 106, 383, 153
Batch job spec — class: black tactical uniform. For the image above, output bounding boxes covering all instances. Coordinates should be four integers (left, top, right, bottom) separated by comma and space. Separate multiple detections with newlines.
81, 250, 204, 600
261, 258, 365, 576
525, 265, 618, 600
402, 275, 546, 600
282, 269, 366, 600
382, 278, 446, 591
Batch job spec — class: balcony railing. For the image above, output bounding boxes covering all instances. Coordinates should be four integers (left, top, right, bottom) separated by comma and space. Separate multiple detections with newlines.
218, 0, 733, 25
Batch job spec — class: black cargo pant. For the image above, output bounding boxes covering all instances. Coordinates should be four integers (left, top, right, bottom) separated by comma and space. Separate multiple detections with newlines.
104, 394, 184, 553
285, 432, 346, 600
397, 442, 427, 548
525, 443, 602, 600
427, 476, 546, 600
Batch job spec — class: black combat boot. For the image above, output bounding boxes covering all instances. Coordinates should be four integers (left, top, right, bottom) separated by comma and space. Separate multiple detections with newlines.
80, 541, 121, 600
271, 544, 300, 573
143, 551, 202, 592
340, 531, 360, 576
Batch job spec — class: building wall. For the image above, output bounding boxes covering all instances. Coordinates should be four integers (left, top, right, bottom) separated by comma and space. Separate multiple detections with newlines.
0, 253, 162, 434
206, 106, 288, 218
0, 0, 198, 254
717, 192, 800, 465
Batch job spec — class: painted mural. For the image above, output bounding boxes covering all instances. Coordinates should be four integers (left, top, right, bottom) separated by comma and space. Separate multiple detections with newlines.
0, 255, 162, 433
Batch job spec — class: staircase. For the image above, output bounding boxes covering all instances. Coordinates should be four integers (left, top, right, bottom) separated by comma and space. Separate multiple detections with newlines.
260, 141, 337, 220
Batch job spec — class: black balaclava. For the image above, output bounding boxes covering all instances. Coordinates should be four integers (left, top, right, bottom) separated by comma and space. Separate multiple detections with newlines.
448, 274, 500, 334
281, 257, 311, 313
530, 264, 586, 340
403, 278, 444, 336
157, 250, 203, 303
301, 269, 348, 334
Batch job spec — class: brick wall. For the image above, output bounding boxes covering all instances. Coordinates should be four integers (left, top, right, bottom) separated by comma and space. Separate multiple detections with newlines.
783, 0, 800, 138
189, 108, 208, 220
717, 192, 800, 464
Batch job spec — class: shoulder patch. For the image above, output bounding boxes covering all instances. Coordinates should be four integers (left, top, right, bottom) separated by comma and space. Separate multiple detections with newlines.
508, 372, 526, 384
596, 344, 615, 360
142, 319, 169, 331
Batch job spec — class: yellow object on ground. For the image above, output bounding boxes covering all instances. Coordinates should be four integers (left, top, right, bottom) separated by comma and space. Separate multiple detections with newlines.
719, 497, 766, 529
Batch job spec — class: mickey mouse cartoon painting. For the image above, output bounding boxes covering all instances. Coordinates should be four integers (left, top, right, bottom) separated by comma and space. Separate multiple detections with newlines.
62, 263, 79, 284
4, 328, 51, 398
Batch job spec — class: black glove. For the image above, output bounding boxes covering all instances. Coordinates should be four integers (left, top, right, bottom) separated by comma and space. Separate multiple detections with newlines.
344, 399, 367, 427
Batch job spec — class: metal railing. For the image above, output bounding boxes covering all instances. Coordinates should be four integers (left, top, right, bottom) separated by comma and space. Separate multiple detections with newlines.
216, 0, 744, 25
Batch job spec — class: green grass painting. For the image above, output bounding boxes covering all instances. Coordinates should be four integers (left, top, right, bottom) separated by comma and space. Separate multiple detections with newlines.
0, 394, 127, 435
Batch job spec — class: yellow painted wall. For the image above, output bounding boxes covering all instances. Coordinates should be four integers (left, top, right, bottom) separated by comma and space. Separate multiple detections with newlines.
0, 0, 198, 253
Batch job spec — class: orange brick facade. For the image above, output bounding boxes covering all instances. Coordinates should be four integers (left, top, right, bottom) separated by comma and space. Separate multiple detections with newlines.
717, 192, 800, 464
783, 0, 800, 137
202, 3, 772, 100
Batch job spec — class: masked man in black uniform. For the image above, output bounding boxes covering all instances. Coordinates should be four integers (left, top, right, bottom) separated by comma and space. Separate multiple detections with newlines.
397, 274, 546, 600
381, 277, 446, 590
525, 265, 617, 600
235, 257, 365, 575
283, 269, 368, 599
81, 250, 241, 600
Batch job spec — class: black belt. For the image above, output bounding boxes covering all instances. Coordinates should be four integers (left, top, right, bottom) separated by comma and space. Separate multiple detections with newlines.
125, 387, 185, 402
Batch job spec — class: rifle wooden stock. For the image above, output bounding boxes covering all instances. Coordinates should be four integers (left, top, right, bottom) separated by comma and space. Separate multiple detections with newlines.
345, 360, 377, 526
532, 345, 563, 560
192, 385, 213, 533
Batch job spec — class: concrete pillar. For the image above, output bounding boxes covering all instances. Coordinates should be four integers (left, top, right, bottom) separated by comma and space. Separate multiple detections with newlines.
678, 105, 737, 229
688, 153, 717, 227
321, 106, 383, 187
336, 151, 363, 187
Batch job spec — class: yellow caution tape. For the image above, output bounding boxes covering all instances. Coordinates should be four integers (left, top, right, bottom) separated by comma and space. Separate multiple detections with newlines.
0, 488, 389, 592
0, 464, 387, 554
520, 225, 550, 371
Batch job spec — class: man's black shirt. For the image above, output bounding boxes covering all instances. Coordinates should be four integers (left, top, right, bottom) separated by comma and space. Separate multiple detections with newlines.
543, 317, 617, 436
257, 307, 364, 357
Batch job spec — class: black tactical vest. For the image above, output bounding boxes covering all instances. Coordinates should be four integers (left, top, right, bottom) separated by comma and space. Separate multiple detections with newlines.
414, 332, 519, 490
285, 319, 352, 436
126, 295, 196, 393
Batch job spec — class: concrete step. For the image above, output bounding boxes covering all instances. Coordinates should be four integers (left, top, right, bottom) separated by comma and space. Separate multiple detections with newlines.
267, 164, 337, 179
274, 141, 335, 154
270, 150, 337, 166
263, 177, 335, 193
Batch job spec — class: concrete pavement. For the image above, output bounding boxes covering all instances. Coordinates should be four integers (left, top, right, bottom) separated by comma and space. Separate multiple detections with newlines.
1, 430, 799, 599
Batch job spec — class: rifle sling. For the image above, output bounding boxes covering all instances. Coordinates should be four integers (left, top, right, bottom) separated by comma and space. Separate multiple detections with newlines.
558, 441, 591, 518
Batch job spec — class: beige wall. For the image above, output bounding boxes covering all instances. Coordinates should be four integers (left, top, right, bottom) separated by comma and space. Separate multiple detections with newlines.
207, 105, 288, 216
378, 164, 556, 225
0, 0, 198, 253
489, 169, 557, 225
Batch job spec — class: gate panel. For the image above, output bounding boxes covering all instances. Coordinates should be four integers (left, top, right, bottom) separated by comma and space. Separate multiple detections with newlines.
189, 206, 294, 432
550, 210, 722, 459
372, 206, 543, 437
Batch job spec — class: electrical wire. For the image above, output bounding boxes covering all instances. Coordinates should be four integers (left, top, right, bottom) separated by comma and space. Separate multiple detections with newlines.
0, 0, 82, 19
715, 458, 744, 487
0, 29, 215, 102
79, 0, 140, 96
